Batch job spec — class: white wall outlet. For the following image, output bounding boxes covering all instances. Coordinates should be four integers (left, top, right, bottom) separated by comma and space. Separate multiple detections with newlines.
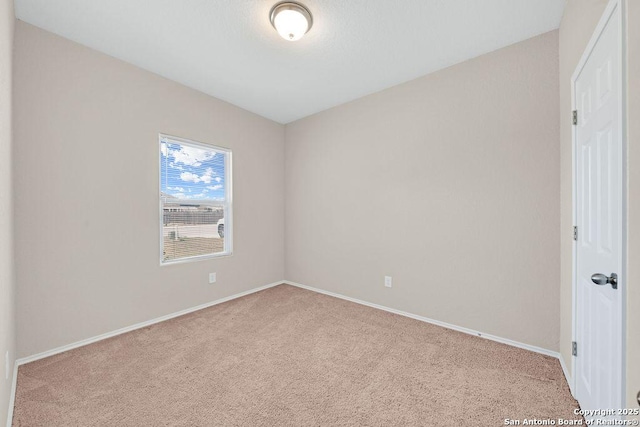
209, 273, 217, 284
5, 350, 9, 380
384, 276, 392, 288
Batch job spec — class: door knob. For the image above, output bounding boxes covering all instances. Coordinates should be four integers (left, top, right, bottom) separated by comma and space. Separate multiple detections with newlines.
591, 273, 618, 289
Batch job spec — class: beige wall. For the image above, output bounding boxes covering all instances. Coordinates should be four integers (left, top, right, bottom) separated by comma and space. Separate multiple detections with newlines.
559, 0, 639, 407
0, 0, 14, 422
285, 32, 560, 351
13, 22, 285, 358
626, 0, 640, 410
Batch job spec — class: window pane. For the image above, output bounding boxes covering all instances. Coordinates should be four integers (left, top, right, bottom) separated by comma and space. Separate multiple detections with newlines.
160, 136, 230, 263
160, 139, 226, 202
162, 202, 225, 262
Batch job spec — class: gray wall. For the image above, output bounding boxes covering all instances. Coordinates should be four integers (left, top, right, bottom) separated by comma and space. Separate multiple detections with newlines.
285, 31, 561, 351
0, 0, 14, 422
13, 22, 285, 358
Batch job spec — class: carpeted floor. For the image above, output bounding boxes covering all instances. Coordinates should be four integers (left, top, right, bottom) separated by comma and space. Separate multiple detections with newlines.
13, 284, 579, 426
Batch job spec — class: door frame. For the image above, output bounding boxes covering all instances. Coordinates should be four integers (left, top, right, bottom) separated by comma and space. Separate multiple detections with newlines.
571, 0, 627, 407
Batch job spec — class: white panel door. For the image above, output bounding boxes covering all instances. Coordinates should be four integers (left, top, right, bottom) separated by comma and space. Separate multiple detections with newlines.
574, 1, 623, 416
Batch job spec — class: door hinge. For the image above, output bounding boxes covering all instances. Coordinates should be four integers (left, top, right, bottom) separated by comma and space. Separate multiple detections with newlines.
572, 341, 578, 357
573, 110, 578, 125
573, 226, 578, 241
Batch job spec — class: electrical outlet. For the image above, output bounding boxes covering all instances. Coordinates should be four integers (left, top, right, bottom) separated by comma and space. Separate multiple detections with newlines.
5, 350, 8, 380
384, 276, 392, 288
209, 273, 217, 284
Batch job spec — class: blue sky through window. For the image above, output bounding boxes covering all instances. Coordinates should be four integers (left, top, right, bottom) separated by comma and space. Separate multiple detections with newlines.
160, 139, 226, 202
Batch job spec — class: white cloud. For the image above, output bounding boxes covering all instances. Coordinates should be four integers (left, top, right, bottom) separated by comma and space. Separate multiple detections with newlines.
168, 162, 184, 170
207, 185, 223, 191
172, 193, 187, 199
167, 186, 186, 192
171, 145, 215, 167
199, 168, 214, 184
181, 168, 215, 184
214, 176, 222, 183
160, 142, 168, 157
180, 172, 201, 183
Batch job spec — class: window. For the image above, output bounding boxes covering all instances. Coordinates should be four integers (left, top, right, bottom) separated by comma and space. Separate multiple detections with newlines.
160, 134, 232, 264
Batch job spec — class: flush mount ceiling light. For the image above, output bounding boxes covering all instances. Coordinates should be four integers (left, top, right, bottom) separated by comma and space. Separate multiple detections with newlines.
269, 2, 313, 41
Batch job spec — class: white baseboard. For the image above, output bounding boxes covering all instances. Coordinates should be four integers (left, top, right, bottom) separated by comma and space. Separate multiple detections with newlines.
559, 353, 575, 397
15, 280, 284, 367
284, 280, 561, 359
6, 360, 18, 427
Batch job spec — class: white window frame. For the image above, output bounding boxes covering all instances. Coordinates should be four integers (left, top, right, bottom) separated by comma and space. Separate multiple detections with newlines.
159, 134, 233, 265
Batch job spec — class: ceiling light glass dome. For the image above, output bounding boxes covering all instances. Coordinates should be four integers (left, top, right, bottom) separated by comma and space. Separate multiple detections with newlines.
270, 2, 313, 41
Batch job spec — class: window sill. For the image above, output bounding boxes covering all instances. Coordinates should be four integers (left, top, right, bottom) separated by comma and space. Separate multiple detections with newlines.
160, 251, 233, 266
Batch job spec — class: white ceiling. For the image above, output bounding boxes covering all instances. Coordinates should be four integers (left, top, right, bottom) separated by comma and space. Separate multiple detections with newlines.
15, 0, 566, 124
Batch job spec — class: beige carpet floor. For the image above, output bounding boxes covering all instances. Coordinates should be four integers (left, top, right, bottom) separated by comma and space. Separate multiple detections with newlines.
13, 284, 579, 426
